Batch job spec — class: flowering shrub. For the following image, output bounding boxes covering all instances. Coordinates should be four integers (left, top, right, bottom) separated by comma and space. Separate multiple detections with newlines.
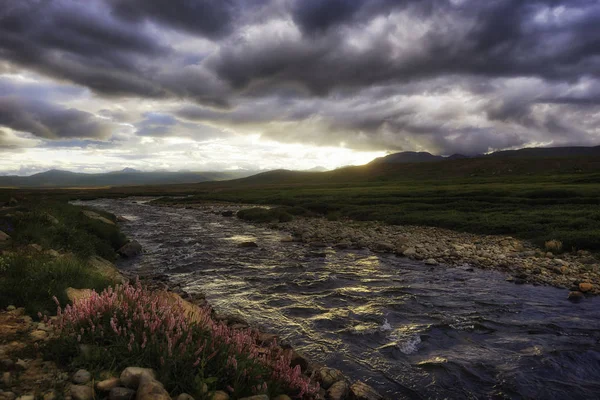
48, 281, 318, 398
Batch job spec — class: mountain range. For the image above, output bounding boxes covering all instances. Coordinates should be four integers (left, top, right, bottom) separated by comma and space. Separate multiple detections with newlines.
1, 145, 599, 187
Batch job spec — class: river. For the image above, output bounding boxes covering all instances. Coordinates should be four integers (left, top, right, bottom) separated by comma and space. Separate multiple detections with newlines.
76, 198, 600, 399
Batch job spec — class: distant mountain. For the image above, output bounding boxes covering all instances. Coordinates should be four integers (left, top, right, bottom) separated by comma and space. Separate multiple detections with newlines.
369, 146, 600, 165
370, 151, 457, 164
0, 169, 257, 188
305, 166, 328, 172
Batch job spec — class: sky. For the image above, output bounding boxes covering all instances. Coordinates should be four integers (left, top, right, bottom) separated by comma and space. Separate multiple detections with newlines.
1, 0, 599, 175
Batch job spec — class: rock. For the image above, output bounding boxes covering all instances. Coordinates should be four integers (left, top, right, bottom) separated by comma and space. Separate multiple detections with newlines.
16, 396, 34, 400
89, 256, 126, 283
403, 247, 417, 257
117, 215, 130, 222
120, 367, 156, 389
6, 305, 15, 311
210, 391, 229, 400
96, 377, 121, 392
15, 359, 29, 371
280, 236, 294, 242
286, 349, 309, 372
273, 396, 292, 400
43, 391, 57, 400
70, 385, 94, 400
29, 330, 48, 342
136, 373, 170, 400
309, 242, 328, 248
333, 242, 351, 249
43, 213, 59, 225
568, 291, 585, 302
44, 249, 61, 257
424, 258, 438, 266
221, 211, 234, 217
316, 367, 345, 390
109, 387, 136, 400
2, 371, 11, 386
238, 241, 258, 248
176, 395, 195, 400
1, 359, 14, 370
374, 242, 395, 252
0, 231, 10, 242
82, 210, 115, 225
1, 393, 16, 400
327, 381, 350, 400
27, 244, 43, 252
239, 396, 268, 400
72, 369, 91, 384
579, 282, 593, 293
8, 198, 18, 206
349, 381, 383, 400
117, 241, 143, 258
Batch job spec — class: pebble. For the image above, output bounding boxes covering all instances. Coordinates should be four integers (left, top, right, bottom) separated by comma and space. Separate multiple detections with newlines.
2, 372, 11, 386
579, 282, 593, 293
568, 291, 585, 302
316, 367, 345, 390
327, 381, 350, 400
72, 369, 91, 384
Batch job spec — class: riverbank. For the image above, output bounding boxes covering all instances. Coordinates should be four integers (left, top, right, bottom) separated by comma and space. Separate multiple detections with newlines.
0, 196, 383, 400
158, 201, 599, 298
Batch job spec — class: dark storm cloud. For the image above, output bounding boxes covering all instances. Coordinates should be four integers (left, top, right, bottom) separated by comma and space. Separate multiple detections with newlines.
0, 97, 114, 139
1, 0, 600, 155
108, 0, 267, 39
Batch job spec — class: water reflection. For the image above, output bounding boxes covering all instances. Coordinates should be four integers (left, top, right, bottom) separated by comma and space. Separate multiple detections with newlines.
77, 198, 600, 400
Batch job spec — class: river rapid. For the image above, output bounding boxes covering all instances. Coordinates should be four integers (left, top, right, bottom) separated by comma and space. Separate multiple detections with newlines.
77, 198, 600, 400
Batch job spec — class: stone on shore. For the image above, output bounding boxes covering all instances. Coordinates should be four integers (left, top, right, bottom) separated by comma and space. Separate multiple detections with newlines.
0, 231, 11, 241
210, 391, 229, 400
349, 381, 383, 400
118, 240, 143, 258
579, 282, 593, 293
70, 385, 94, 400
72, 369, 91, 384
136, 373, 170, 400
316, 367, 345, 390
120, 367, 156, 389
96, 377, 121, 392
238, 241, 258, 248
82, 210, 116, 225
327, 381, 350, 400
109, 387, 136, 400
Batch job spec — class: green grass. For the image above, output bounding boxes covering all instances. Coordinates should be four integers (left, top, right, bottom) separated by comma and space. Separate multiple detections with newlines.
1, 200, 127, 261
0, 253, 112, 315
0, 198, 127, 314
171, 179, 600, 253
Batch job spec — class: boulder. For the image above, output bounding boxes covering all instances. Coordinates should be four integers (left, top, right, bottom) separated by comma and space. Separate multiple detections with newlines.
316, 367, 345, 390
579, 282, 593, 293
70, 385, 94, 400
0, 231, 10, 242
82, 210, 115, 225
403, 248, 417, 257
424, 258, 438, 266
327, 381, 350, 400
118, 241, 143, 258
175, 395, 195, 400
136, 373, 170, 400
349, 381, 383, 400
120, 367, 156, 389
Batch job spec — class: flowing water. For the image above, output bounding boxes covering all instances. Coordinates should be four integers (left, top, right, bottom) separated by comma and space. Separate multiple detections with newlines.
77, 198, 600, 399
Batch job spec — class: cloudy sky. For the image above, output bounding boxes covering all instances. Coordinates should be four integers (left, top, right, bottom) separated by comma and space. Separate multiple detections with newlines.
1, 0, 599, 175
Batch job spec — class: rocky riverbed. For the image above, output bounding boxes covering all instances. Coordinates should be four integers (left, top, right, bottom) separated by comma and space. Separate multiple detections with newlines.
267, 217, 599, 298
